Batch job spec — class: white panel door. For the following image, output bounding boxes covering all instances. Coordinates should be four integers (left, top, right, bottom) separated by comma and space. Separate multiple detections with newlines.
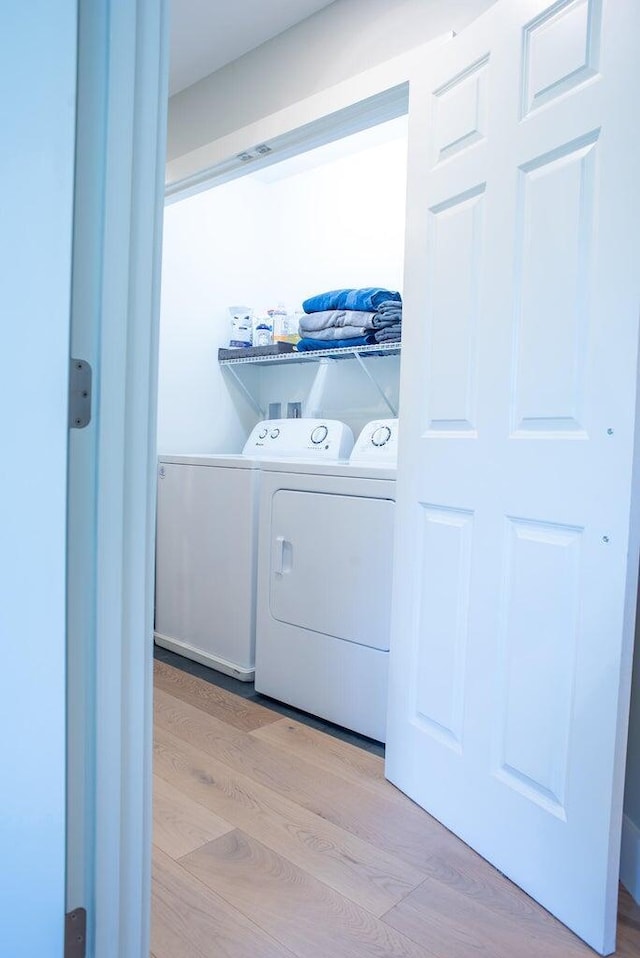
386, 0, 640, 953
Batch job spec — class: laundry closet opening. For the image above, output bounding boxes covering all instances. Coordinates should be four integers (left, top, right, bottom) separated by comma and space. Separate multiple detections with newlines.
155, 105, 409, 745
152, 16, 640, 948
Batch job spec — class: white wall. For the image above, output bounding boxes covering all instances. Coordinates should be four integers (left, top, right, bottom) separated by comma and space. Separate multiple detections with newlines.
256, 121, 407, 306
167, 0, 497, 164
158, 116, 407, 452
0, 4, 76, 955
626, 639, 640, 816
623, 605, 640, 899
158, 175, 267, 453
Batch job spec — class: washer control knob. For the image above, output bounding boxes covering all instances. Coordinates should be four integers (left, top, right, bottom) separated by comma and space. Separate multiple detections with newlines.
310, 425, 328, 445
258, 428, 268, 439
371, 425, 392, 447
270, 428, 280, 439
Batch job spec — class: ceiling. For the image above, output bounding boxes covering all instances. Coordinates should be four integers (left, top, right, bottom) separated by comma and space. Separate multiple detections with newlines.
169, 0, 338, 96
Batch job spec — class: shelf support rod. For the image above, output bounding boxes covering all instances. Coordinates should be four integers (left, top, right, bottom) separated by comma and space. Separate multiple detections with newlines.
351, 350, 397, 416
222, 365, 264, 417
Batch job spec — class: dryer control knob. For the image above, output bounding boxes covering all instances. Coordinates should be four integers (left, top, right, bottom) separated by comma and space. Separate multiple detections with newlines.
371, 425, 392, 447
258, 428, 268, 439
310, 425, 328, 445
270, 428, 280, 439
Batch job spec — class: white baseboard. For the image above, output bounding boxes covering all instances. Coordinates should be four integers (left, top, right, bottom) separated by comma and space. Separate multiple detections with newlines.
621, 814, 640, 904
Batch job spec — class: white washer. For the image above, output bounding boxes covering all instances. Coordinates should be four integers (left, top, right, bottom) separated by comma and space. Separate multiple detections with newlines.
254, 419, 398, 742
154, 453, 261, 680
154, 419, 354, 681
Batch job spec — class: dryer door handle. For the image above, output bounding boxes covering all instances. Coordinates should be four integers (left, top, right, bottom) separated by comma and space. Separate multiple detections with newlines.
274, 536, 293, 576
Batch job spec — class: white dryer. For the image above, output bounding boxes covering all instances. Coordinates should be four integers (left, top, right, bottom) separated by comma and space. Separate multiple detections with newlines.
254, 419, 398, 742
154, 419, 354, 681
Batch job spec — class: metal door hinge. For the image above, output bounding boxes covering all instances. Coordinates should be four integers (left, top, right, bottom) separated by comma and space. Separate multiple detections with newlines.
65, 907, 86, 958
69, 359, 92, 429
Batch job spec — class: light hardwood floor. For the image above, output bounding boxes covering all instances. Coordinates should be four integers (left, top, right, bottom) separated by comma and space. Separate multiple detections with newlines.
152, 659, 640, 958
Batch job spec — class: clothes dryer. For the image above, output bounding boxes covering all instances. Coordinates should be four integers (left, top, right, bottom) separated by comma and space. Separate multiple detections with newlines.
154, 419, 354, 680
254, 419, 398, 741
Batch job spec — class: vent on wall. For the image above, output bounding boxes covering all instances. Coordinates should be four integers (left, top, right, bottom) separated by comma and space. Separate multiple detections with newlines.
236, 144, 273, 163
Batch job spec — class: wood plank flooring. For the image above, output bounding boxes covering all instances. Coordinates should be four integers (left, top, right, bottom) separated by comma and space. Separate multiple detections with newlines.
152, 659, 640, 958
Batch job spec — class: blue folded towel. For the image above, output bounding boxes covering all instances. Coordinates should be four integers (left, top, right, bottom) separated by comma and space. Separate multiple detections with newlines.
303, 288, 402, 314
295, 335, 374, 352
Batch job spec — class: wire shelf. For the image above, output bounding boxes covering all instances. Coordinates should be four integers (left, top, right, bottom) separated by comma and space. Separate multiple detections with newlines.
218, 342, 401, 367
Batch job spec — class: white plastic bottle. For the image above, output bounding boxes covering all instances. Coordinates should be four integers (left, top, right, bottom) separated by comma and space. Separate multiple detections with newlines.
252, 316, 273, 346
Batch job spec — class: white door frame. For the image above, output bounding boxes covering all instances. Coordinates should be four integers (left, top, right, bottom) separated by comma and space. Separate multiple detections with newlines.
66, 2, 169, 956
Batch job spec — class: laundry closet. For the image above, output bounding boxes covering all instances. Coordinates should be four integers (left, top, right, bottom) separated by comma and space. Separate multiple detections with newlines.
155, 115, 409, 741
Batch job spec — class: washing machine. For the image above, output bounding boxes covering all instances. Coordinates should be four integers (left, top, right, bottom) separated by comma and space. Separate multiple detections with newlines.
254, 419, 398, 741
154, 419, 354, 680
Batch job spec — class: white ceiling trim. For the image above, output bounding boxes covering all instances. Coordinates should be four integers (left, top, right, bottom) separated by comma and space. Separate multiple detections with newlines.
165, 34, 453, 192
165, 83, 409, 202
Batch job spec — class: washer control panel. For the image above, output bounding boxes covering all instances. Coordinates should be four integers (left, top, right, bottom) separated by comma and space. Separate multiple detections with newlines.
243, 419, 354, 460
350, 419, 399, 465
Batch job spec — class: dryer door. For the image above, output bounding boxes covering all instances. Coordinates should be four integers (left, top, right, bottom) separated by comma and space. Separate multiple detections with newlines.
269, 490, 394, 650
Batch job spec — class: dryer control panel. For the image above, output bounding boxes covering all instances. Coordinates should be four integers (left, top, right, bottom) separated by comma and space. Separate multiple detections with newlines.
350, 419, 399, 465
243, 419, 354, 460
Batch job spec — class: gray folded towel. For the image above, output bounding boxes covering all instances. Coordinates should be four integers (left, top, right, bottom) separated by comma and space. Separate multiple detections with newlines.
374, 324, 402, 343
298, 309, 377, 333
376, 300, 403, 315
371, 314, 400, 328
373, 301, 402, 326
298, 324, 368, 341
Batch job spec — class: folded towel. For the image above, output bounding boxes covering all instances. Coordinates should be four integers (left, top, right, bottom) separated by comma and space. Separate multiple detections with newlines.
371, 314, 401, 329
295, 335, 374, 352
372, 302, 402, 327
303, 288, 402, 314
374, 325, 402, 343
298, 309, 377, 332
376, 300, 403, 315
297, 325, 369, 341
